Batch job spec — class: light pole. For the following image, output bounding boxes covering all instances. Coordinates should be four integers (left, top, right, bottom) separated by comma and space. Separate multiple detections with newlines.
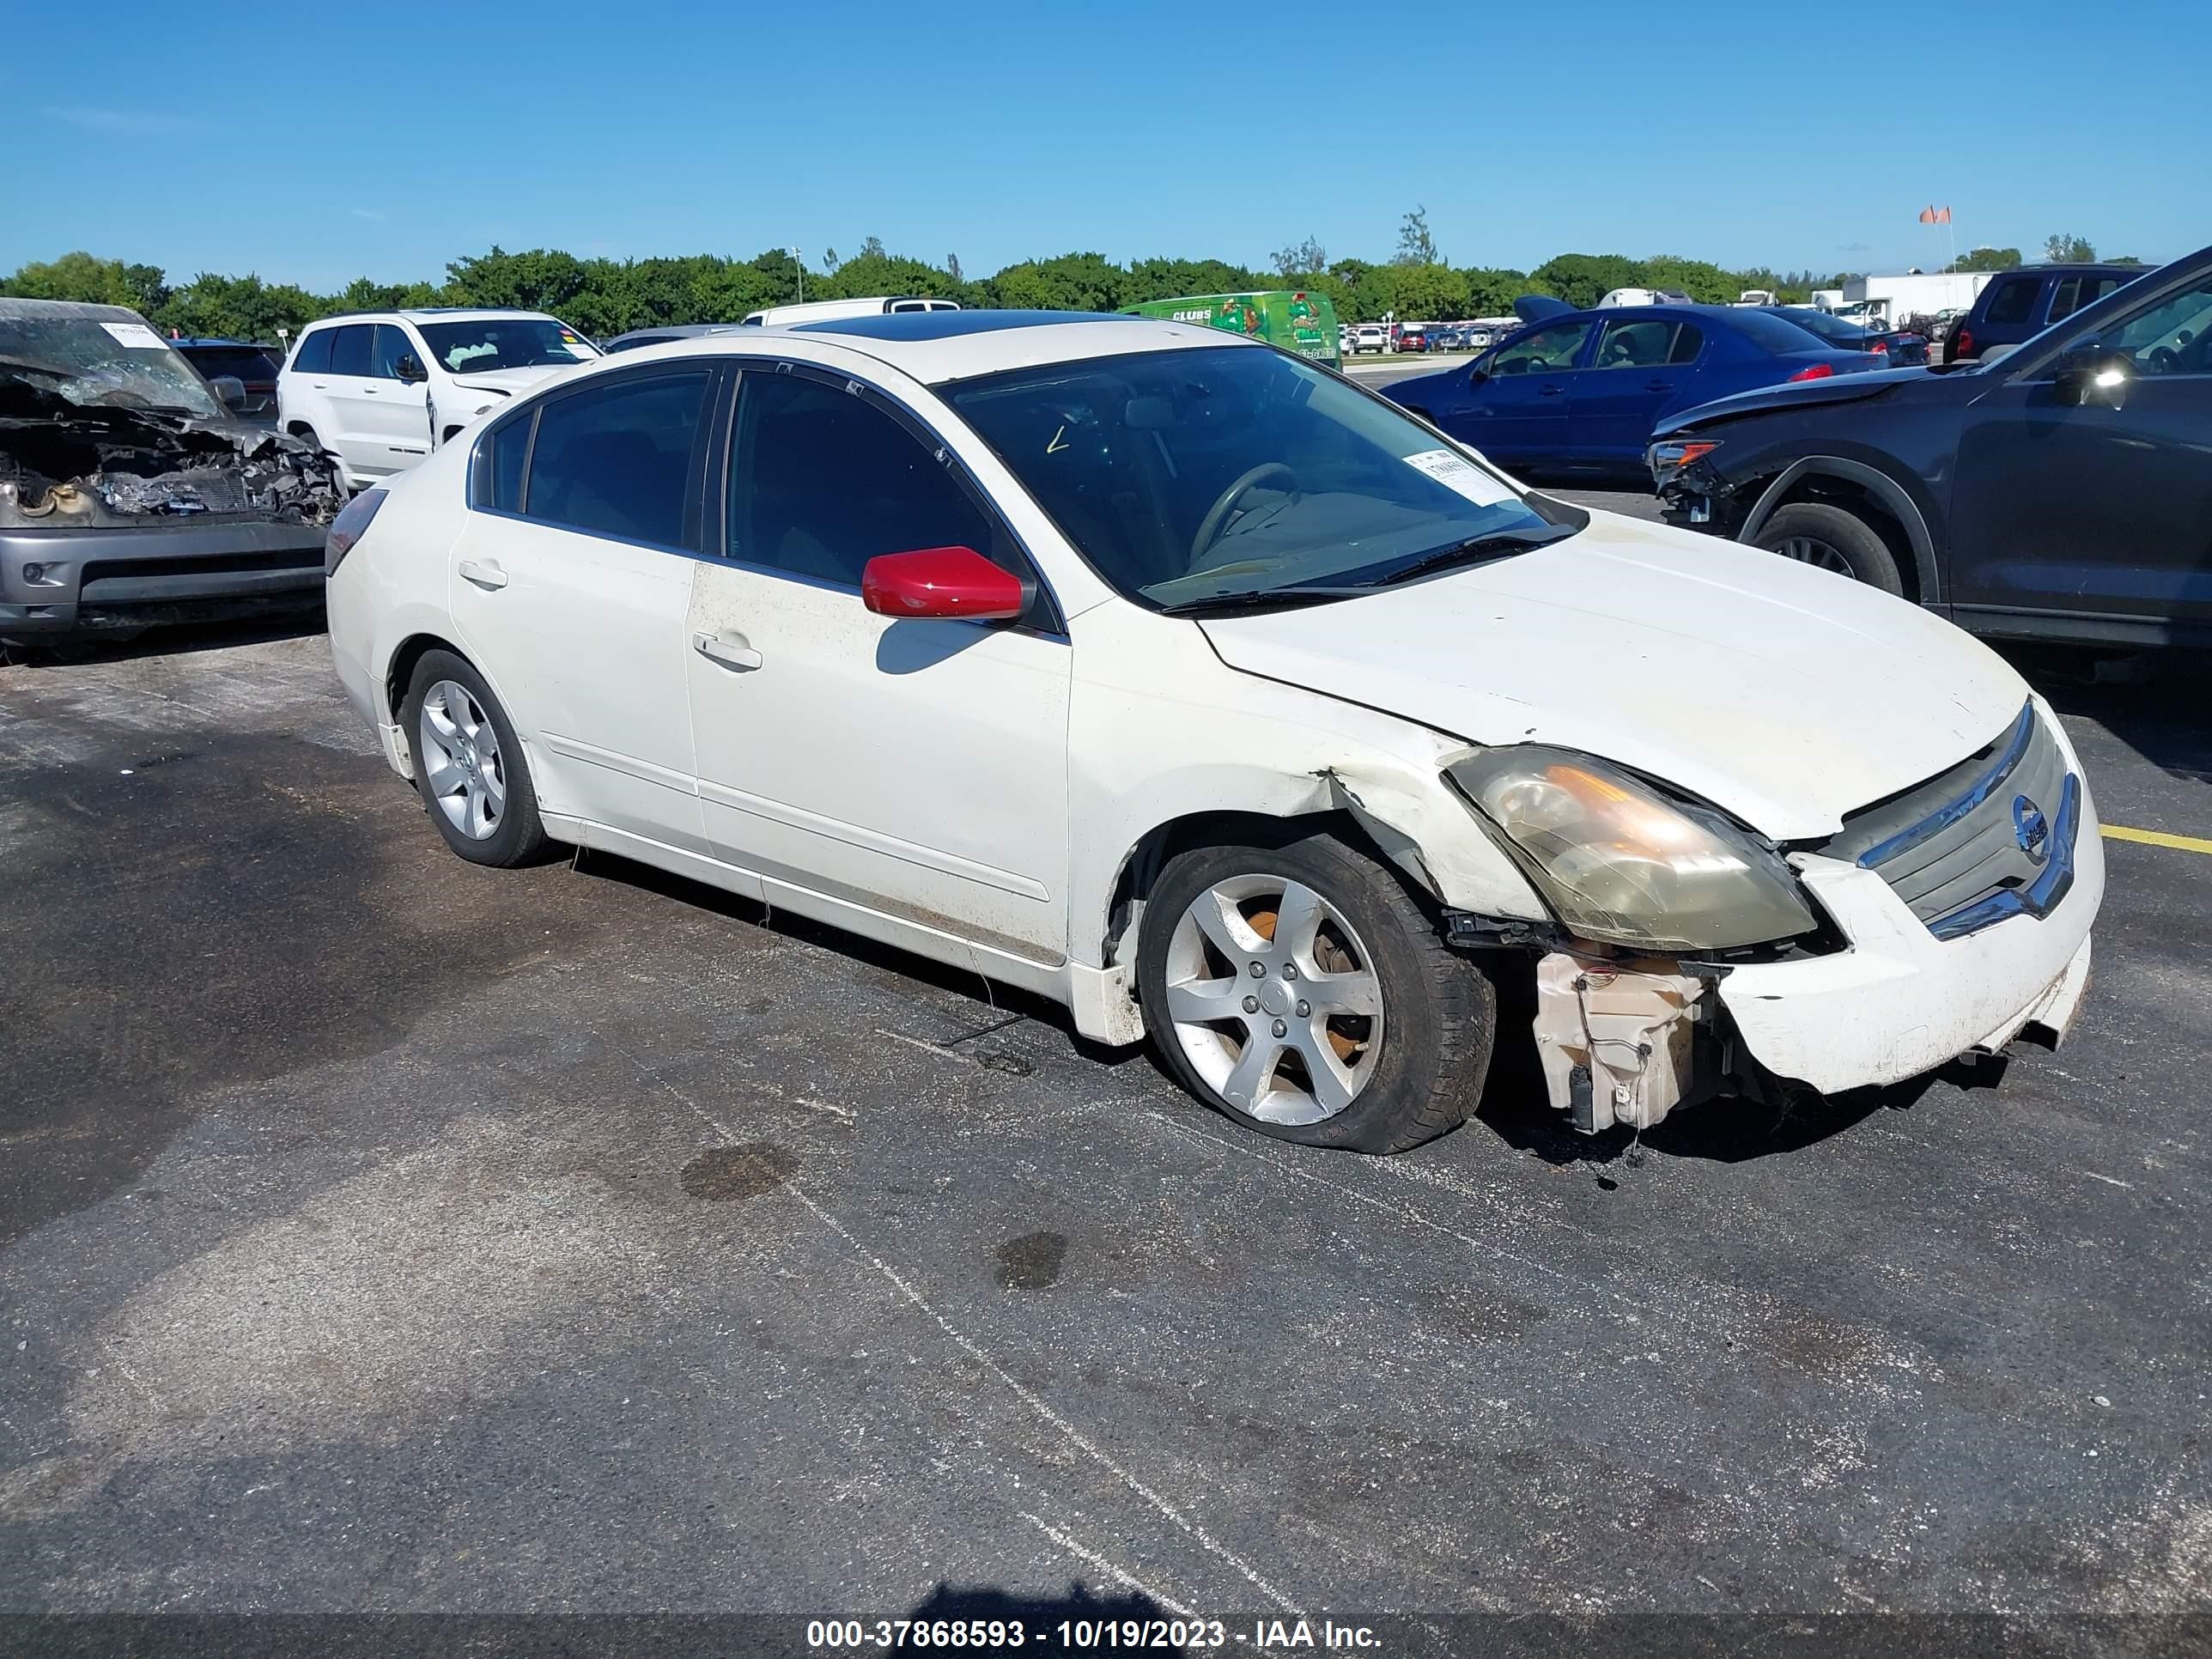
791, 248, 804, 305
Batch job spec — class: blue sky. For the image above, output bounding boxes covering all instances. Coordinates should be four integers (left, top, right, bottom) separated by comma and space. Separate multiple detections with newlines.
11, 0, 2206, 289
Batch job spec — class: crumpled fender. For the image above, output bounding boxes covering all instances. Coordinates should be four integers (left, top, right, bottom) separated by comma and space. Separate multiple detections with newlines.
1066, 603, 1545, 969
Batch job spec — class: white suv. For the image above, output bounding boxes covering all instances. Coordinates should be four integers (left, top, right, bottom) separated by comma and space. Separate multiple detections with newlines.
277, 308, 599, 491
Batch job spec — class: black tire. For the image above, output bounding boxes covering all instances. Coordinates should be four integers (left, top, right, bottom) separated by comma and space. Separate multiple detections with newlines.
1137, 831, 1496, 1153
1752, 501, 1905, 594
400, 648, 548, 867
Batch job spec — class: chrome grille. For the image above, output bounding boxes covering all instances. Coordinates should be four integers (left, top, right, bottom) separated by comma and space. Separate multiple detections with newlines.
1816, 703, 2079, 939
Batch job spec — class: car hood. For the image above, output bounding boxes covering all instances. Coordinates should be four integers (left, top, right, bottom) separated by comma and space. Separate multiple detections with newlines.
447, 364, 576, 398
1198, 512, 2026, 841
1654, 364, 1934, 435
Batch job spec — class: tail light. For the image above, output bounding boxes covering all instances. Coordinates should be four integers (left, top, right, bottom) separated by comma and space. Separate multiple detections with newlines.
1954, 326, 1974, 359
1870, 337, 1889, 354
1787, 362, 1836, 382
324, 488, 386, 575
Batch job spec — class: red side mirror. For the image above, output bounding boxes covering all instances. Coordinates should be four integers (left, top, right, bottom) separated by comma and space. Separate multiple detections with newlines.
860, 545, 1027, 623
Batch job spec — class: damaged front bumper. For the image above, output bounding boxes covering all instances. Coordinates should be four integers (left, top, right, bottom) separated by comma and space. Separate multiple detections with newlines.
1458, 751, 2104, 1135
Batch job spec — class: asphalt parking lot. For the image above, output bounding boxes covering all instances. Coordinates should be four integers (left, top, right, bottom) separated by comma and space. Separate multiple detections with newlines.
3, 603, 2209, 1643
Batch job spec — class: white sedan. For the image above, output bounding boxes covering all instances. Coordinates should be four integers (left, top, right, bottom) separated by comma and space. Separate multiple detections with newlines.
324, 311, 2100, 1152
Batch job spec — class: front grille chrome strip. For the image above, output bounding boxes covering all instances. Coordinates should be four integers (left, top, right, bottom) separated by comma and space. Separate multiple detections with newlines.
1854, 702, 2035, 872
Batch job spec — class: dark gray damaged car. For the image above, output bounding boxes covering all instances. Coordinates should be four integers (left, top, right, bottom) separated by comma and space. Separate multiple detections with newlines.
0, 299, 346, 647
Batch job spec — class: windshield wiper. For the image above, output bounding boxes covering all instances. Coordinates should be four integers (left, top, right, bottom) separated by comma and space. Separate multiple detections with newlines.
1155, 584, 1370, 617
1374, 524, 1577, 585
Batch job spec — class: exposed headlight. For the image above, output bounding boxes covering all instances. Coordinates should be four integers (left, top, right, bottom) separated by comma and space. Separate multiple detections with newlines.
1647, 437, 1720, 489
1447, 747, 1814, 952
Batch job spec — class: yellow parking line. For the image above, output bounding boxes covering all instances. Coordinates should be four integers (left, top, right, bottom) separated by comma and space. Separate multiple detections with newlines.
2102, 824, 2212, 856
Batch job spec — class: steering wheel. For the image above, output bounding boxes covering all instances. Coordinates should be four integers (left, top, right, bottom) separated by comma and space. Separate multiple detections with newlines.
2148, 345, 2179, 374
1189, 463, 1299, 564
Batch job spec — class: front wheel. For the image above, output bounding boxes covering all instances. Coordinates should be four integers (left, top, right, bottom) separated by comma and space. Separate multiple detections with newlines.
1751, 501, 1905, 594
1137, 833, 1495, 1153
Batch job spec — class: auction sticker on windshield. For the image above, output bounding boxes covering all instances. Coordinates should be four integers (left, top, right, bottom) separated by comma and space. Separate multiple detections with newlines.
99, 321, 169, 349
1404, 447, 1515, 506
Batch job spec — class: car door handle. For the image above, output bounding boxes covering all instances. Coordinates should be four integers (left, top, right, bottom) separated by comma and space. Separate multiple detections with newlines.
458, 559, 508, 591
1539, 383, 1565, 397
693, 630, 762, 671
1645, 380, 1674, 392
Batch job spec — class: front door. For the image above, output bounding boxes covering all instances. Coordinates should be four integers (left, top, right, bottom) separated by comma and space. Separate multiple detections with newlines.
1441, 319, 1594, 471
446, 366, 715, 851
685, 365, 1071, 962
1949, 268, 2212, 633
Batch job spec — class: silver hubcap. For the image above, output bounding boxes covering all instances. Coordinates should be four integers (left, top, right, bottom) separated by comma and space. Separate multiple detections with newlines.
418, 679, 506, 840
1164, 875, 1385, 1126
1771, 536, 1855, 577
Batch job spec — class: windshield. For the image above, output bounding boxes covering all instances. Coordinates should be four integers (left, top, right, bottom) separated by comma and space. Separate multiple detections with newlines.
416, 317, 599, 375
943, 344, 1566, 608
0, 312, 222, 417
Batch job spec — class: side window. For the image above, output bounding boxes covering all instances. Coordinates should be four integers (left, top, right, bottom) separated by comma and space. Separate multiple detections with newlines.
1668, 324, 1705, 364
521, 370, 710, 548
329, 324, 374, 377
1982, 279, 2039, 326
290, 329, 334, 374
1489, 321, 1594, 375
1593, 319, 1677, 370
369, 324, 419, 380
474, 412, 532, 512
2047, 277, 2084, 323
2106, 278, 2212, 376
727, 372, 994, 587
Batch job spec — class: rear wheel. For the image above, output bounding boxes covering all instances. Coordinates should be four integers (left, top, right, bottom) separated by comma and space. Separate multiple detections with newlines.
400, 650, 547, 867
1752, 501, 1904, 594
1137, 832, 1495, 1153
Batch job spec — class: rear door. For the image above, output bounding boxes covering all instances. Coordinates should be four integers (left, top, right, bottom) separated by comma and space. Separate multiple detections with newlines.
1442, 319, 1595, 468
446, 366, 716, 850
320, 325, 385, 476
1949, 267, 2212, 634
1573, 315, 1705, 472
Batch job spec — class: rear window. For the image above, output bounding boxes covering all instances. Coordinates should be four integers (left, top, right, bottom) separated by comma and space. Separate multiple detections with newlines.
1981, 278, 2040, 326
184, 346, 280, 380
520, 370, 709, 548
1724, 309, 1838, 352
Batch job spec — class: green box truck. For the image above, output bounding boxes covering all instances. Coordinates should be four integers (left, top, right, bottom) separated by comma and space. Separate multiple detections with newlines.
1122, 289, 1341, 369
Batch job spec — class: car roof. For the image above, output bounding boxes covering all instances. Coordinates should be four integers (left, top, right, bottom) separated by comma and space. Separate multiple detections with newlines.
301, 307, 564, 326
604, 309, 1249, 386
171, 337, 278, 349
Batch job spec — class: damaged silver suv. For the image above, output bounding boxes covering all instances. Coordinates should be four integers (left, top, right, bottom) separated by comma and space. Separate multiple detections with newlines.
0, 299, 344, 648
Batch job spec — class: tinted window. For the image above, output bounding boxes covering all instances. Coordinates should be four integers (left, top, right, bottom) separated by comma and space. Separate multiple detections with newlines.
728, 373, 992, 587
291, 328, 334, 374
522, 371, 709, 547
184, 346, 281, 380
2048, 275, 2125, 324
1491, 321, 1591, 374
1594, 319, 1678, 369
329, 325, 374, 377
1983, 278, 2039, 326
477, 413, 532, 512
1668, 324, 1705, 363
370, 323, 419, 380
1725, 309, 1841, 352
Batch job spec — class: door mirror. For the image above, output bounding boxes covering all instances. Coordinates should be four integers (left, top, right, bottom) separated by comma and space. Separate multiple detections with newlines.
2051, 342, 2132, 409
393, 354, 428, 385
208, 375, 247, 411
860, 545, 1028, 623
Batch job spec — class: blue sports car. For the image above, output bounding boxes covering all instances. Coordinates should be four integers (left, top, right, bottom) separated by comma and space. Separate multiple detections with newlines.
1383, 298, 1883, 484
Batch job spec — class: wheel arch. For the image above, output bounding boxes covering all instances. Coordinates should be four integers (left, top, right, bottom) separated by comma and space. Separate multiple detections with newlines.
1737, 454, 1943, 605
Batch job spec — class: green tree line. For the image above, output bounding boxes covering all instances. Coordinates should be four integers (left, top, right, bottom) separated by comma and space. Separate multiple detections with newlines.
3, 234, 1864, 345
